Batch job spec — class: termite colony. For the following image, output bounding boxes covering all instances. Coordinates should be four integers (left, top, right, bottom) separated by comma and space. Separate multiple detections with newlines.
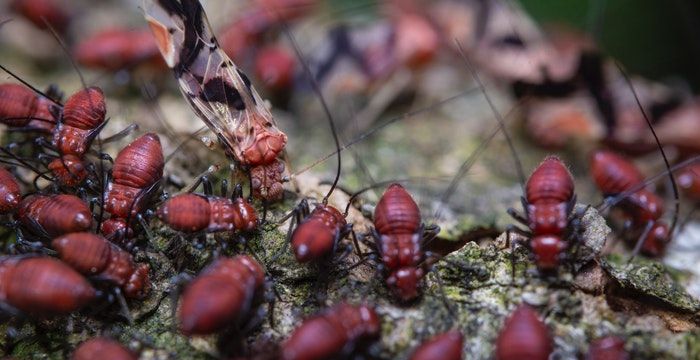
0, 0, 699, 359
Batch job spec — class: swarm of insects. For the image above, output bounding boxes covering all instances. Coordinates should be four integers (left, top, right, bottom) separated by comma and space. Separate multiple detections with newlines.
1, 0, 699, 359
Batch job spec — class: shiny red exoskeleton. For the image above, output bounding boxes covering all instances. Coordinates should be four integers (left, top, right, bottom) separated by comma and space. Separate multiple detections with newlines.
17, 194, 92, 238
72, 337, 137, 360
291, 203, 347, 263
409, 330, 463, 360
53, 87, 106, 157
74, 28, 164, 71
9, 0, 71, 34
372, 183, 435, 301
52, 232, 150, 299
102, 133, 164, 239
157, 193, 257, 233
0, 256, 95, 315
281, 303, 381, 360
517, 156, 576, 270
590, 150, 668, 256
0, 167, 21, 214
178, 255, 265, 335
495, 304, 553, 360
586, 336, 629, 360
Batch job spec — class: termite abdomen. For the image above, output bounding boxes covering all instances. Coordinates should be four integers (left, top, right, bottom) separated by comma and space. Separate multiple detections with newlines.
495, 304, 552, 360
178, 256, 265, 335
678, 163, 700, 200
590, 150, 644, 195
0, 256, 95, 315
374, 183, 421, 235
291, 204, 347, 263
586, 336, 629, 360
281, 303, 381, 360
0, 167, 21, 214
72, 337, 137, 360
48, 155, 88, 187
18, 194, 93, 238
409, 330, 464, 360
0, 83, 39, 127
157, 193, 257, 233
52, 232, 150, 299
104, 133, 164, 218
53, 87, 106, 156
73, 28, 162, 71
9, 0, 71, 34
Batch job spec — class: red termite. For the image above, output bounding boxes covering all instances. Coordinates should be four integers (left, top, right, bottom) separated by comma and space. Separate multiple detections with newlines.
409, 330, 463, 360
508, 156, 578, 270
0, 83, 59, 132
178, 255, 265, 335
677, 162, 700, 201
52, 232, 150, 299
255, 45, 297, 91
289, 201, 350, 263
590, 150, 669, 256
280, 303, 381, 360
586, 336, 629, 360
157, 192, 257, 233
0, 167, 21, 214
9, 0, 71, 34
73, 28, 164, 72
17, 194, 92, 238
102, 133, 164, 239
0, 256, 95, 315
72, 337, 137, 360
368, 183, 439, 301
47, 154, 88, 187
495, 304, 553, 360
52, 87, 106, 157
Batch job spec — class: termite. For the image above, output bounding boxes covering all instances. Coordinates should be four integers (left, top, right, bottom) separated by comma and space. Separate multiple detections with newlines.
17, 194, 92, 239
145, 0, 289, 201
0, 256, 96, 316
0, 167, 22, 214
409, 330, 463, 360
9, 0, 71, 34
495, 304, 553, 360
586, 336, 628, 360
254, 45, 297, 92
52, 232, 150, 299
507, 156, 581, 270
280, 302, 381, 360
73, 28, 164, 72
157, 180, 257, 234
676, 162, 700, 201
72, 337, 137, 360
178, 255, 265, 335
102, 133, 164, 241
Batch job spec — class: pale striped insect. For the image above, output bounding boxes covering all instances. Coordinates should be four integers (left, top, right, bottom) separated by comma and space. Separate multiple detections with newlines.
144, 0, 287, 200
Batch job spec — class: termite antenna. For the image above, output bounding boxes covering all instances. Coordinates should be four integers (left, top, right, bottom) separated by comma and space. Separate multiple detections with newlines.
433, 100, 526, 220
41, 18, 88, 90
343, 176, 451, 216
292, 87, 480, 177
0, 64, 62, 106
455, 40, 526, 188
279, 17, 341, 204
615, 61, 680, 241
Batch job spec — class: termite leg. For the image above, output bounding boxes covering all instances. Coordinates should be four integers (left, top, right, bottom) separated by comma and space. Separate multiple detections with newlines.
220, 179, 229, 197
231, 183, 243, 199
507, 208, 529, 226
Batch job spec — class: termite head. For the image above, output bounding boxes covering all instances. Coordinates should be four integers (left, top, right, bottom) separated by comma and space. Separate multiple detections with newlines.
531, 235, 566, 270
386, 267, 424, 301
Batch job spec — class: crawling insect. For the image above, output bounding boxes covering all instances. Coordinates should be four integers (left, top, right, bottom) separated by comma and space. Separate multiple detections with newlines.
17, 194, 92, 239
507, 156, 581, 270
178, 255, 265, 335
409, 330, 463, 360
52, 232, 150, 299
280, 302, 380, 360
73, 28, 164, 72
0, 167, 21, 214
0, 256, 96, 316
102, 133, 164, 241
495, 304, 552, 360
72, 337, 137, 360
